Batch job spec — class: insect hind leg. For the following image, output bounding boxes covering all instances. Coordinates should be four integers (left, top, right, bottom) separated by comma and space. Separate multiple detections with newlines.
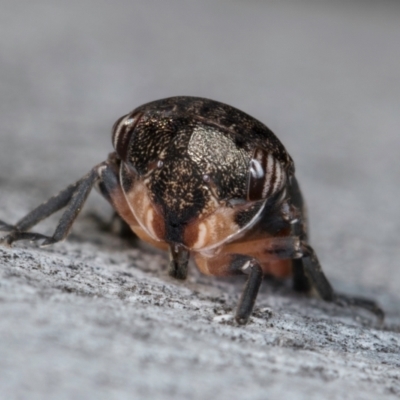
301, 244, 384, 321
0, 160, 114, 246
292, 258, 312, 292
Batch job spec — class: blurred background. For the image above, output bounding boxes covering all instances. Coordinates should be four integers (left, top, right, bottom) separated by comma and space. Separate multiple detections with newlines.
0, 0, 399, 308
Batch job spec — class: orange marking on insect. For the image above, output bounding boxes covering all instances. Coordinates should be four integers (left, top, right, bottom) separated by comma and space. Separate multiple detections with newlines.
199, 228, 295, 277
194, 250, 291, 278
266, 260, 292, 277
194, 252, 233, 276
123, 180, 166, 243
184, 207, 240, 250
114, 179, 167, 248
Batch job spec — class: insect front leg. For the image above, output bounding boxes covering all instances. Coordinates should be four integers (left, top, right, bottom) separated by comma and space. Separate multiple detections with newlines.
194, 252, 263, 325
274, 238, 384, 321
220, 234, 384, 321
168, 244, 190, 280
284, 177, 312, 293
0, 158, 118, 246
284, 180, 385, 321
194, 236, 313, 324
235, 258, 263, 324
300, 244, 384, 322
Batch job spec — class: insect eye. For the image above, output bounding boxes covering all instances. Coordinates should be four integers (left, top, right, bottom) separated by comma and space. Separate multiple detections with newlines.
112, 112, 142, 161
247, 148, 286, 201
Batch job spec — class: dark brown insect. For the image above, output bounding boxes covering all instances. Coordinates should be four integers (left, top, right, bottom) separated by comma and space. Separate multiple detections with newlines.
0, 96, 384, 324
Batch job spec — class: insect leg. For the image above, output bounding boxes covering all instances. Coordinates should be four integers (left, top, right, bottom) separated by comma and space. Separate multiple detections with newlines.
292, 259, 312, 292
235, 258, 263, 324
194, 253, 263, 324
334, 294, 384, 322
301, 244, 384, 321
220, 235, 385, 321
300, 244, 334, 301
0, 183, 79, 233
284, 176, 312, 292
87, 156, 134, 239
168, 244, 190, 280
246, 235, 384, 320
283, 179, 383, 319
1, 161, 110, 246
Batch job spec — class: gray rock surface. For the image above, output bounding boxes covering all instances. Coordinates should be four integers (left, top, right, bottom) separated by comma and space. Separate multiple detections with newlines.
0, 1, 399, 399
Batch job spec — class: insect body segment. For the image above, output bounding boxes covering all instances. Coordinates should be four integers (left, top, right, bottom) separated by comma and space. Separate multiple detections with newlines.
0, 96, 384, 324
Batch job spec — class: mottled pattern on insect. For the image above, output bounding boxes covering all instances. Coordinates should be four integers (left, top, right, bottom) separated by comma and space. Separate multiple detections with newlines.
0, 96, 384, 324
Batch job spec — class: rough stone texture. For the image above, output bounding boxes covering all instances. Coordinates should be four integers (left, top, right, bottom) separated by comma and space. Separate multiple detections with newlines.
0, 1, 399, 399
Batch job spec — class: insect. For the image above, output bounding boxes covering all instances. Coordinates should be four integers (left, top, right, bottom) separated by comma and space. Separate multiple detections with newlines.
0, 96, 384, 324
